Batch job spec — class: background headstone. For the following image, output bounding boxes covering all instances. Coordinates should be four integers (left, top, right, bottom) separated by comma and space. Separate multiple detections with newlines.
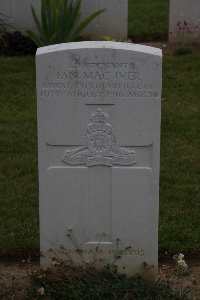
0, 0, 40, 33
81, 0, 128, 40
0, 0, 127, 40
36, 41, 162, 277
169, 0, 200, 43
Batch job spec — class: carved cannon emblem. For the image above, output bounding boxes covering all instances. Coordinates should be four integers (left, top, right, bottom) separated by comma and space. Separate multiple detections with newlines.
63, 108, 136, 167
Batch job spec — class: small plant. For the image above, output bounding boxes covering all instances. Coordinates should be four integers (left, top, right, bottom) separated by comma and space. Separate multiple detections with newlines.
29, 231, 189, 299
173, 253, 189, 275
26, 0, 105, 46
27, 262, 189, 299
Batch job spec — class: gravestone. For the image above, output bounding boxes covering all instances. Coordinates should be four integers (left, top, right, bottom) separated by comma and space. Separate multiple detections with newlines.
0, 0, 40, 33
81, 0, 128, 40
0, 0, 127, 38
36, 41, 162, 277
169, 0, 200, 43
0, 0, 128, 39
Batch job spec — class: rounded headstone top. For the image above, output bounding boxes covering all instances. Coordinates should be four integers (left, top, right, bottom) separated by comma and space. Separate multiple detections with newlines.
36, 41, 162, 57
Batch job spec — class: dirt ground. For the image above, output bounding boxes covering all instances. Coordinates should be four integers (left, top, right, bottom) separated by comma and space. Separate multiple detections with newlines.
0, 259, 200, 299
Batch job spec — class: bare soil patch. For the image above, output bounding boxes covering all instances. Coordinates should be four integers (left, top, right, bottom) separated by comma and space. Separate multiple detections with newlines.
0, 261, 39, 299
0, 259, 200, 299
157, 259, 200, 300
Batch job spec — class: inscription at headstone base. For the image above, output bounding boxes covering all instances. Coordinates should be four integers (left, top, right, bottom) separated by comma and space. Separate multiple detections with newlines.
36, 41, 162, 277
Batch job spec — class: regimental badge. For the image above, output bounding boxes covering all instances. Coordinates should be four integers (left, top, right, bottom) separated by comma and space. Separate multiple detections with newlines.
63, 108, 136, 167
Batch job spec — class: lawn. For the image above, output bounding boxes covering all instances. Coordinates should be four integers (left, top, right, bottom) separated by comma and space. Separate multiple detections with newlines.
160, 55, 200, 255
0, 53, 200, 260
0, 57, 39, 259
128, 0, 169, 41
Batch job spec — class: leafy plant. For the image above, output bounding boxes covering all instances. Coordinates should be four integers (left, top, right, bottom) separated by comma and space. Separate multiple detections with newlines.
26, 0, 105, 46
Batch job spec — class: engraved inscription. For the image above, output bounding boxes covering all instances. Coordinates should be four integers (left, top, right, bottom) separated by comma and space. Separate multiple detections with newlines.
63, 108, 136, 167
67, 61, 134, 69
63, 248, 145, 256
41, 59, 159, 99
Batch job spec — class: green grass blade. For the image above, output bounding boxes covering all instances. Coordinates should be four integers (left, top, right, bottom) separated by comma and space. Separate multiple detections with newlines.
29, 0, 105, 45
72, 9, 105, 41
26, 30, 42, 47
45, 0, 54, 39
56, 0, 68, 43
62, 0, 81, 42
41, 0, 49, 39
50, 32, 58, 44
70, 0, 81, 25
30, 5, 43, 36
50, 0, 58, 38
30, 5, 47, 45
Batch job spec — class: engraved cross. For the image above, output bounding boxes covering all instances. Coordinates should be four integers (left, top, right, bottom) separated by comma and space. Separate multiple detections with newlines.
63, 107, 136, 246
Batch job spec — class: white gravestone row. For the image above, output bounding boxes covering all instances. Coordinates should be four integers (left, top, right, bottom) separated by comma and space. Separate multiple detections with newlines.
0, 0, 40, 32
0, 0, 127, 40
36, 41, 162, 277
169, 0, 200, 43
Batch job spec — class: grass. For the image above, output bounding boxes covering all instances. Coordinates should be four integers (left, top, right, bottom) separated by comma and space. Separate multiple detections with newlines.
128, 0, 169, 41
0, 53, 200, 260
0, 57, 39, 259
160, 54, 200, 255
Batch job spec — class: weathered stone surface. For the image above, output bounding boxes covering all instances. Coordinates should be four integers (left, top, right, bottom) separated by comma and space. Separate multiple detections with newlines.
169, 0, 200, 43
36, 41, 162, 277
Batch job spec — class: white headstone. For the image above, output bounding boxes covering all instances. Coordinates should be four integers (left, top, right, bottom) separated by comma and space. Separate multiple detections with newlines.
169, 0, 200, 43
81, 0, 128, 40
0, 0, 40, 33
0, 0, 127, 40
36, 41, 162, 277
